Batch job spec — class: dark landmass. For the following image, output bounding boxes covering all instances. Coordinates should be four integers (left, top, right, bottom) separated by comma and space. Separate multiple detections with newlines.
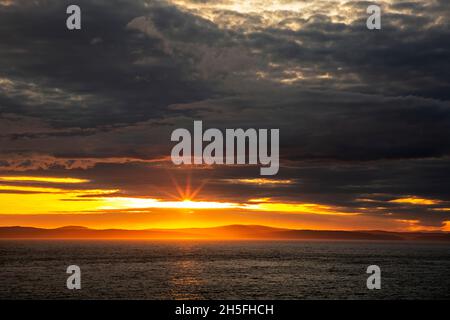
0, 225, 449, 241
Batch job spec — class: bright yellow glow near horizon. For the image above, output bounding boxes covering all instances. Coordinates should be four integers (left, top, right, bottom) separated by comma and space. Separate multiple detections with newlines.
99, 198, 242, 211
0, 177, 119, 214
0, 174, 365, 217
0, 185, 118, 195
0, 176, 447, 232
0, 192, 116, 215
0, 176, 90, 184
1, 190, 353, 216
243, 202, 358, 216
0, 175, 346, 216
248, 197, 271, 203
99, 197, 355, 216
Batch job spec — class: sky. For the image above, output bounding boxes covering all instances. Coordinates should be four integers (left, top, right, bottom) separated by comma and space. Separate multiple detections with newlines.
0, 0, 449, 231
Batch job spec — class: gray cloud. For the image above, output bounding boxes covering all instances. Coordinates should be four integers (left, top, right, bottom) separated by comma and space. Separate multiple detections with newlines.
1, 0, 450, 228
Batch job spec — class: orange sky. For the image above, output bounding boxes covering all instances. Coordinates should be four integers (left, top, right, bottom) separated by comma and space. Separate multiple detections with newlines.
0, 175, 448, 232
1, 1, 450, 234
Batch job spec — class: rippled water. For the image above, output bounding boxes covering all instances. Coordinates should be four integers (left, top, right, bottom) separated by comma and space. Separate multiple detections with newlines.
0, 240, 449, 299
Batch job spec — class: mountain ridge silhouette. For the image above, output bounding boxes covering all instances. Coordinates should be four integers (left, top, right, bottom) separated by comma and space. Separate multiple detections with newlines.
1, 225, 449, 241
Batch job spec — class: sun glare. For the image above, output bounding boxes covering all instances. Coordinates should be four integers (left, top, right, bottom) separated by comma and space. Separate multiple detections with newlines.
100, 197, 241, 210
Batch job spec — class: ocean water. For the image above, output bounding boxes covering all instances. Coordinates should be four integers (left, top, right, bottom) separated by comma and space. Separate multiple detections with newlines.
0, 240, 449, 300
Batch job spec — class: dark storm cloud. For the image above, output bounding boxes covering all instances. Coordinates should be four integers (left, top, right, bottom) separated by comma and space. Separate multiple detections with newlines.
169, 86, 450, 166
246, 2, 450, 99
0, 0, 214, 127
1, 0, 450, 228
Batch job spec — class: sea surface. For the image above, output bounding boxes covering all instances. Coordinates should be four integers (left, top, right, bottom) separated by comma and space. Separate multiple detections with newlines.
0, 240, 449, 299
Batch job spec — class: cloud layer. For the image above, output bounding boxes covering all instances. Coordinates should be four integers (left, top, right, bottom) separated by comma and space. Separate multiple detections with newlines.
1, 0, 449, 230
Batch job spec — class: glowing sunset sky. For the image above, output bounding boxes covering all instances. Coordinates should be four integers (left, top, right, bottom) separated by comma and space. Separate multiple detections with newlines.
1, 0, 450, 232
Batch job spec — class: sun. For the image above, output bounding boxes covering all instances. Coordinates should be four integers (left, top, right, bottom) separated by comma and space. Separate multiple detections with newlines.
168, 171, 209, 202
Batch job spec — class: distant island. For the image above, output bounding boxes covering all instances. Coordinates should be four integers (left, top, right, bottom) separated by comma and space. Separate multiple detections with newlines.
0, 225, 449, 241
